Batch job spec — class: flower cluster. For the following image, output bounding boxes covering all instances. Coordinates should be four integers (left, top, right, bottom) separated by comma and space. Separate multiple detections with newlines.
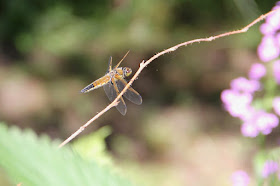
231, 161, 280, 186
231, 170, 250, 186
229, 3, 280, 186
262, 160, 279, 178
221, 74, 279, 137
259, 3, 280, 62
221, 3, 280, 138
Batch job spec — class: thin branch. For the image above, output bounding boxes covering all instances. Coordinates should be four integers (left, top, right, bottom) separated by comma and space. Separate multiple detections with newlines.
59, 8, 280, 148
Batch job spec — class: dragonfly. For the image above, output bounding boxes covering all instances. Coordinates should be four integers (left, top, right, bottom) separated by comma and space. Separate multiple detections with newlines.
80, 51, 142, 115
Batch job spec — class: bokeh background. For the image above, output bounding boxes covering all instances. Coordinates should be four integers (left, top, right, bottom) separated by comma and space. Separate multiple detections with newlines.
0, 0, 277, 185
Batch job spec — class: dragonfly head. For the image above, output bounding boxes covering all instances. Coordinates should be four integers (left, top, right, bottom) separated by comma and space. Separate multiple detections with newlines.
123, 67, 132, 77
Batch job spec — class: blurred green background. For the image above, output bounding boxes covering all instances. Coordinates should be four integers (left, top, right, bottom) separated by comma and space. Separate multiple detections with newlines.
0, 0, 277, 185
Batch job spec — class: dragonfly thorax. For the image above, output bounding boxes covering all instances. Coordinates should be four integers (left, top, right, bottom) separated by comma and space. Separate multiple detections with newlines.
108, 67, 132, 80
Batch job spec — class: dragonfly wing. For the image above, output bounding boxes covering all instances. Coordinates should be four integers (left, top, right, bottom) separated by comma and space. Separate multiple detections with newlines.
103, 80, 127, 115
107, 56, 113, 72
113, 51, 130, 69
116, 78, 142, 105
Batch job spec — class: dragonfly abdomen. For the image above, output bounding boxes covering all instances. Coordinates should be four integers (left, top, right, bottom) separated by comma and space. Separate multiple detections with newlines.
81, 75, 111, 93
81, 83, 96, 93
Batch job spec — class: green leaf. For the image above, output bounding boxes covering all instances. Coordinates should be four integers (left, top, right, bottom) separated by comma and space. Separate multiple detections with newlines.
0, 122, 133, 186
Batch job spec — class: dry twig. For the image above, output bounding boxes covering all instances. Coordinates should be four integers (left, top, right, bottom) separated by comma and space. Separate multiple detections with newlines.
59, 8, 280, 148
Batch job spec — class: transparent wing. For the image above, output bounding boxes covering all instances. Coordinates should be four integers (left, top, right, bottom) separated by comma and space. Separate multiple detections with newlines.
107, 56, 112, 72
113, 51, 130, 69
103, 80, 127, 115
116, 78, 142, 105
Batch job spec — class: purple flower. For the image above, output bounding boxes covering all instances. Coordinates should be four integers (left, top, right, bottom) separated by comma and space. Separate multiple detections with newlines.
262, 160, 279, 178
273, 97, 280, 116
230, 77, 261, 93
260, 17, 280, 36
221, 90, 252, 106
239, 106, 257, 121
260, 23, 277, 35
221, 2, 280, 138
273, 60, 280, 84
258, 35, 280, 62
255, 111, 279, 135
221, 90, 253, 118
241, 122, 259, 137
260, 5, 280, 37
240, 110, 278, 137
276, 33, 280, 46
258, 5, 280, 62
265, 6, 280, 33
248, 63, 266, 80
231, 170, 250, 186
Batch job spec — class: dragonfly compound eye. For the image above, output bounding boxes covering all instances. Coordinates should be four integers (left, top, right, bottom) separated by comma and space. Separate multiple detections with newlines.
124, 67, 132, 77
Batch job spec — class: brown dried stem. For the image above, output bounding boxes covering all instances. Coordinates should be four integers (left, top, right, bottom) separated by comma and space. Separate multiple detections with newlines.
59, 8, 280, 148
